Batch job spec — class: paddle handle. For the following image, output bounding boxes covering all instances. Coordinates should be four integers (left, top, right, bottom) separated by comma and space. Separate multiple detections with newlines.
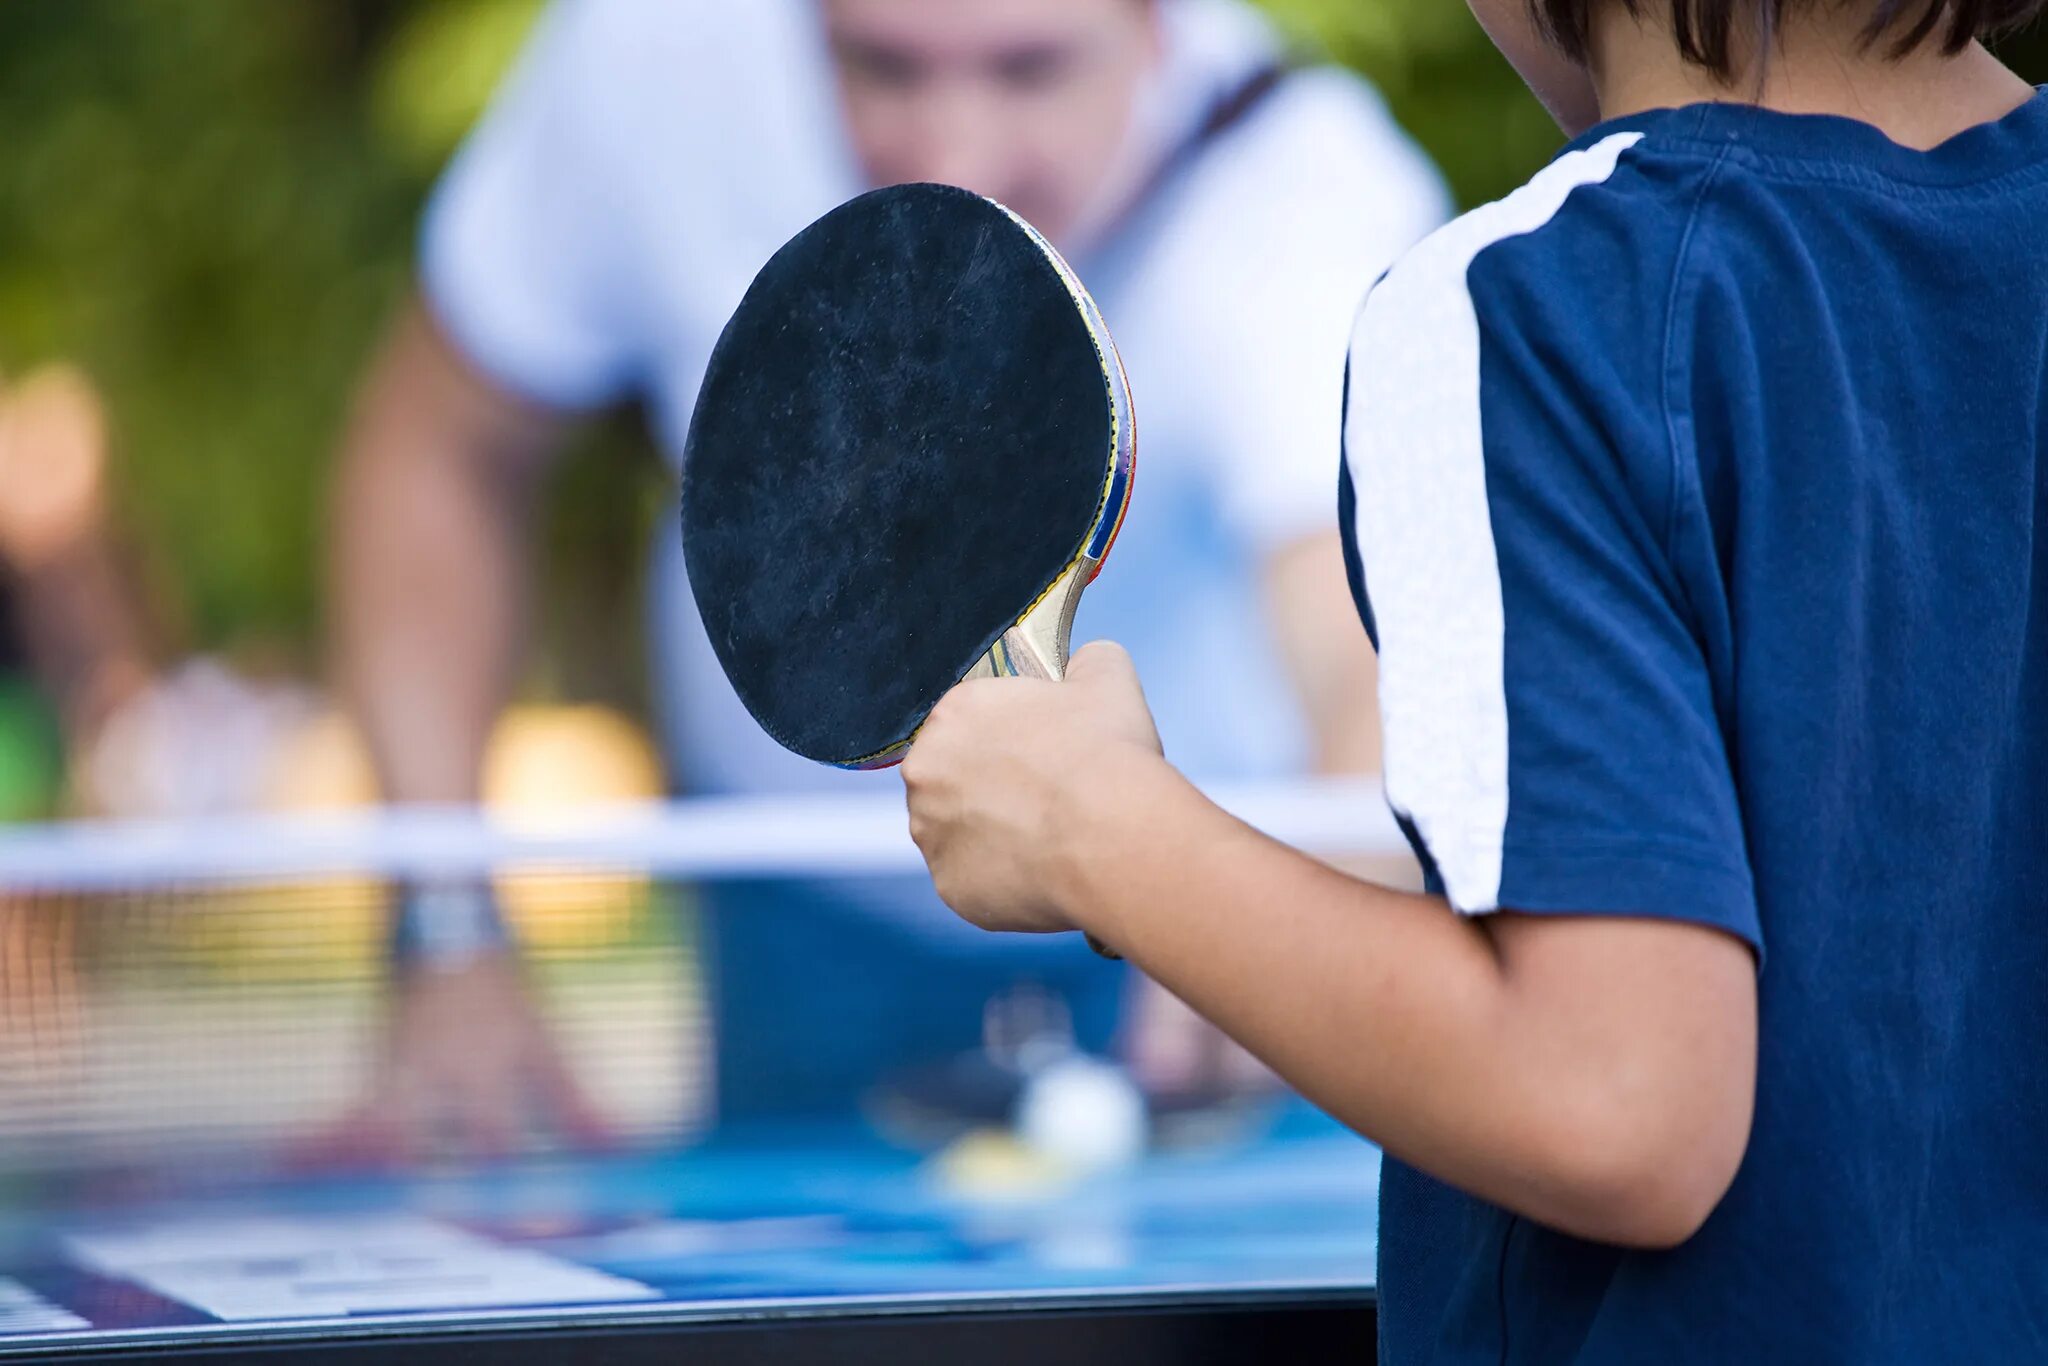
971, 563, 1121, 961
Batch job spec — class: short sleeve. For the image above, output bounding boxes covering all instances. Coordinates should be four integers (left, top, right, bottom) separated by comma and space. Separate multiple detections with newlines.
419, 0, 646, 410
1340, 133, 1760, 951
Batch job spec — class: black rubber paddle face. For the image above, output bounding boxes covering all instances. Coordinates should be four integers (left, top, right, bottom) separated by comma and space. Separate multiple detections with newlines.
681, 184, 1115, 768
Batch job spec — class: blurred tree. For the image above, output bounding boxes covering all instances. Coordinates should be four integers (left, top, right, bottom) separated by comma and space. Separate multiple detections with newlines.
1265, 0, 1566, 207
0, 3, 422, 653
0, 0, 2039, 702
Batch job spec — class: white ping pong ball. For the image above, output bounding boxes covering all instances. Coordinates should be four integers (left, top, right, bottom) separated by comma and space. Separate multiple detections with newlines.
1016, 1056, 1149, 1174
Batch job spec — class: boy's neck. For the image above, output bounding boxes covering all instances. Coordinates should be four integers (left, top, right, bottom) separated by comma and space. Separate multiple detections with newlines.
1588, 10, 2034, 150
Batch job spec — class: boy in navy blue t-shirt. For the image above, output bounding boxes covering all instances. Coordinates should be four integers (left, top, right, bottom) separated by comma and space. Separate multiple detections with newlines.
902, 0, 2048, 1356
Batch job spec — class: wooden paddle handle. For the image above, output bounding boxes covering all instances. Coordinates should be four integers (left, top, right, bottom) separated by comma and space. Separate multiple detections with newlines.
973, 564, 1121, 961
986, 609, 1068, 680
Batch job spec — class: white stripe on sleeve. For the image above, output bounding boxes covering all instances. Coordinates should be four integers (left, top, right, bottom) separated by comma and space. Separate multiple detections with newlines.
1344, 132, 1643, 913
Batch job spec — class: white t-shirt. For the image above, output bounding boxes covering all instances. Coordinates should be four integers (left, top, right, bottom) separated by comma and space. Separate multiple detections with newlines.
422, 0, 1449, 798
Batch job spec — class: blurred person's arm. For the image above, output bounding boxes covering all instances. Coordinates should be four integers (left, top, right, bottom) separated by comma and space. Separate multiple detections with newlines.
1153, 73, 1452, 779
1118, 72, 1450, 1089
339, 0, 650, 809
322, 0, 672, 1161
331, 301, 565, 806
0, 366, 156, 764
322, 299, 608, 1163
1262, 531, 1380, 776
1124, 531, 1385, 1103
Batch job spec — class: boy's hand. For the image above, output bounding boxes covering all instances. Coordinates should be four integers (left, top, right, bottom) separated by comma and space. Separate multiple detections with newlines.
904, 641, 1164, 936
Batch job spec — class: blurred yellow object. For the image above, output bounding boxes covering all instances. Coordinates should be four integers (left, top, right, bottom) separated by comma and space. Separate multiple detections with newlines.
248, 709, 385, 977
927, 1128, 1075, 1203
483, 705, 666, 951
170, 704, 664, 966
482, 704, 664, 818
262, 709, 381, 813
260, 702, 666, 818
259, 703, 666, 958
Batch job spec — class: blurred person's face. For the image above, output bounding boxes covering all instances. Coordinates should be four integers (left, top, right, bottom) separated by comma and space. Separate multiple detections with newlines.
824, 0, 1162, 243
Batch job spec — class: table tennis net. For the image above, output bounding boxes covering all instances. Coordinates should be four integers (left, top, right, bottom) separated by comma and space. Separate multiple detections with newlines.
0, 827, 704, 1178
0, 784, 1406, 1178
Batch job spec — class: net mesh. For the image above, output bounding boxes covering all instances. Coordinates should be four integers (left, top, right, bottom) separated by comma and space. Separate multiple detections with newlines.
0, 783, 1404, 1177
0, 867, 702, 1171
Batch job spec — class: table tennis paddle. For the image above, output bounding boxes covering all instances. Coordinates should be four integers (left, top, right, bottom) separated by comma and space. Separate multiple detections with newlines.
681, 183, 1134, 956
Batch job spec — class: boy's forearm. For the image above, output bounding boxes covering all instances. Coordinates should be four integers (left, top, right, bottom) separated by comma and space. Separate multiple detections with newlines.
1059, 759, 1544, 1210
1057, 753, 1742, 1246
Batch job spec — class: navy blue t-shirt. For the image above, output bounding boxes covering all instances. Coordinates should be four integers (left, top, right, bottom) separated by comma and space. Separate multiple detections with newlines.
1338, 92, 2048, 1363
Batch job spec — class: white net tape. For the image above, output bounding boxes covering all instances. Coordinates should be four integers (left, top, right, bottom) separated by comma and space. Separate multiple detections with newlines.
0, 780, 1406, 889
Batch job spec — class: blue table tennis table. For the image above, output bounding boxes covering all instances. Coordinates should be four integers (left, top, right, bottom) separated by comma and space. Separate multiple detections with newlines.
0, 1102, 1380, 1364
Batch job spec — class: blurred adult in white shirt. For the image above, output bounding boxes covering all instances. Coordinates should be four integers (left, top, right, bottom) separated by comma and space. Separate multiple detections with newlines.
331, 0, 1448, 1151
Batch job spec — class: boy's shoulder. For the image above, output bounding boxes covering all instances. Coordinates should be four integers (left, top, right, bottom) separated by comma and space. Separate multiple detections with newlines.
1341, 127, 1729, 597
1358, 125, 1730, 361
1344, 120, 1759, 510
1346, 128, 1717, 467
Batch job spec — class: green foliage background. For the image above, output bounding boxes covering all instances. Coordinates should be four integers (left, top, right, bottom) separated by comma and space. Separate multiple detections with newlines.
0, 1, 2041, 699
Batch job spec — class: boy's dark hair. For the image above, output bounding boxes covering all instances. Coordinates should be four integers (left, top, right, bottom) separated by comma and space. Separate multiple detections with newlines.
1536, 0, 2045, 77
